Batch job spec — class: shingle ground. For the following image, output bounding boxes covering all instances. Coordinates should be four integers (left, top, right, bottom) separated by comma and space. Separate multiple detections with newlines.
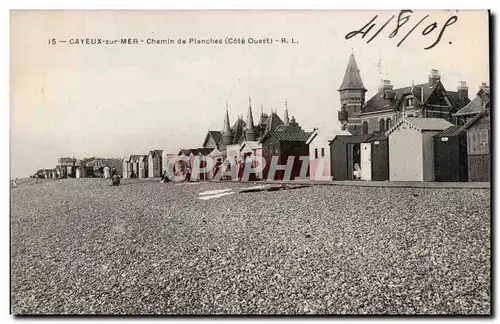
11, 178, 491, 315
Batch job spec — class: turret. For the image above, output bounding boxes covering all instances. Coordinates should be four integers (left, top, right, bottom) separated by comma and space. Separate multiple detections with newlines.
245, 96, 257, 141
222, 101, 234, 146
338, 53, 367, 135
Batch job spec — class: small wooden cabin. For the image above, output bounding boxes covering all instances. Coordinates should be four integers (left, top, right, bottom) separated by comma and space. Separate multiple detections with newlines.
465, 112, 490, 182
138, 155, 148, 178
360, 133, 389, 181
260, 130, 311, 181
148, 150, 163, 178
330, 134, 373, 180
433, 125, 468, 182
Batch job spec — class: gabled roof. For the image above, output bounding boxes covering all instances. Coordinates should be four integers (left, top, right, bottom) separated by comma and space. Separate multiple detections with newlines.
203, 130, 223, 147
446, 90, 470, 109
275, 123, 302, 132
454, 95, 488, 116
148, 150, 163, 158
339, 53, 366, 91
306, 129, 319, 145
329, 134, 373, 145
386, 117, 453, 136
197, 148, 215, 156
179, 149, 198, 156
362, 82, 437, 114
462, 110, 489, 130
240, 140, 261, 151
130, 155, 142, 162
434, 125, 466, 138
365, 133, 388, 142
231, 119, 246, 144
208, 148, 224, 157
260, 130, 313, 143
307, 128, 351, 144
263, 113, 284, 132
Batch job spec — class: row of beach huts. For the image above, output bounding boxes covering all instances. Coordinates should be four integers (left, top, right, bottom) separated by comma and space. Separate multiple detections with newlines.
117, 115, 489, 183
39, 84, 490, 184
36, 56, 490, 183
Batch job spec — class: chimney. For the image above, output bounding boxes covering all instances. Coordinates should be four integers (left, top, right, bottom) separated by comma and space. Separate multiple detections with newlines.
378, 79, 393, 92
428, 69, 440, 87
457, 81, 468, 101
478, 82, 490, 107
479, 82, 490, 94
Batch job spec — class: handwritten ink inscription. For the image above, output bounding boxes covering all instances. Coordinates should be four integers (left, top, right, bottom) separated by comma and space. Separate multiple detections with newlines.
345, 10, 458, 50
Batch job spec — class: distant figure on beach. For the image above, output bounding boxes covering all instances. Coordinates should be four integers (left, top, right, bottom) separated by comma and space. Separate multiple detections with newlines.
160, 171, 170, 183
103, 166, 111, 179
12, 178, 18, 188
34, 174, 39, 184
111, 173, 120, 186
185, 165, 192, 182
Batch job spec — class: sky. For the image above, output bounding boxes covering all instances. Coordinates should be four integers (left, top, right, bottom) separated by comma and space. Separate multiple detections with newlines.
10, 10, 489, 178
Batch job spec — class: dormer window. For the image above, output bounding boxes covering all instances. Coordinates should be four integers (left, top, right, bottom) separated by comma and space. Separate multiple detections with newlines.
406, 96, 414, 108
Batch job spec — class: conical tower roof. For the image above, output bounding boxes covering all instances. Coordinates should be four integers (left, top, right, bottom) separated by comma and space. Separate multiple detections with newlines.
245, 97, 257, 141
338, 53, 366, 91
222, 102, 233, 137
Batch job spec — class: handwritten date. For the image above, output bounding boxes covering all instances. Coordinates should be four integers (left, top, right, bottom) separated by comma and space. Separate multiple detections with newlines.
345, 10, 458, 50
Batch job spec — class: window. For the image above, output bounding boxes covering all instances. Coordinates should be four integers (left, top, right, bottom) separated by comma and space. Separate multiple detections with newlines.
362, 121, 369, 134
314, 148, 318, 159
386, 118, 392, 130
321, 148, 325, 158
407, 96, 414, 107
379, 119, 386, 132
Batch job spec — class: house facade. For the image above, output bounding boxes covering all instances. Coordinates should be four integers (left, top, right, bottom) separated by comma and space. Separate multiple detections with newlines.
337, 53, 470, 135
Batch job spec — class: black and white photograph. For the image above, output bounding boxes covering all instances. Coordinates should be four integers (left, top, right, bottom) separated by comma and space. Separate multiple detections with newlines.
9, 8, 491, 316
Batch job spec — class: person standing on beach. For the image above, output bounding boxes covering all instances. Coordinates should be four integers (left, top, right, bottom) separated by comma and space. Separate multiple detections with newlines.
12, 178, 18, 188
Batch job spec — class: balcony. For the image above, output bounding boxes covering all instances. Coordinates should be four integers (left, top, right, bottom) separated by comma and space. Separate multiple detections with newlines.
338, 109, 348, 123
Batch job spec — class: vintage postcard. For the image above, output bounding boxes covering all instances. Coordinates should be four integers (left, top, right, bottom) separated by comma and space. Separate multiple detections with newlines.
10, 10, 491, 315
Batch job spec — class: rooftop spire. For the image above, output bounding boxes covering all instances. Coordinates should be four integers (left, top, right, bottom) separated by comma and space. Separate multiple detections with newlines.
338, 53, 366, 91
222, 101, 232, 136
245, 96, 257, 141
222, 101, 234, 146
284, 100, 290, 126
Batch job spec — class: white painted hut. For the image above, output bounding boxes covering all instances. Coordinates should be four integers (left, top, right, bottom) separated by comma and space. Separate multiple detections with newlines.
148, 150, 163, 178
307, 126, 350, 181
387, 118, 453, 182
